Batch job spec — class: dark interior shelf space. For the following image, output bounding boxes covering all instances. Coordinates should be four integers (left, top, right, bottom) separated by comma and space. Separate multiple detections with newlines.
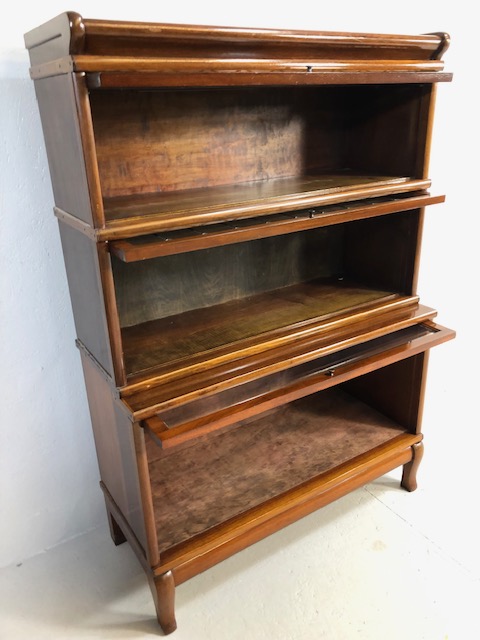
146, 386, 410, 555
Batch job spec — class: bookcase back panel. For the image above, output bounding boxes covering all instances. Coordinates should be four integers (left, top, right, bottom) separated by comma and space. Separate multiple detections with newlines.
90, 85, 428, 200
90, 87, 343, 197
112, 227, 343, 327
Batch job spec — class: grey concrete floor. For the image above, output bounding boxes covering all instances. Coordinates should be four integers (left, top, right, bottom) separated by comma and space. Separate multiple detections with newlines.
1, 464, 479, 640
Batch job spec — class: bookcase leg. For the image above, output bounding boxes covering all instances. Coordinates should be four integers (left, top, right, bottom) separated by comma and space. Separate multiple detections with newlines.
105, 503, 127, 546
401, 441, 424, 492
149, 571, 177, 635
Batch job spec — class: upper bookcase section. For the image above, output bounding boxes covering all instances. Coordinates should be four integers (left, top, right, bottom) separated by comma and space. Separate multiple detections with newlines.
24, 11, 452, 87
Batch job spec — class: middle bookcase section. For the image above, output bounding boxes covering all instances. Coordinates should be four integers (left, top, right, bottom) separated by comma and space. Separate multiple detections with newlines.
111, 210, 423, 387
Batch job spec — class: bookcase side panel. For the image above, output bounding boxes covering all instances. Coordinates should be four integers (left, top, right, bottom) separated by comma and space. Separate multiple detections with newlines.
33, 73, 95, 226
80, 351, 148, 553
58, 221, 115, 377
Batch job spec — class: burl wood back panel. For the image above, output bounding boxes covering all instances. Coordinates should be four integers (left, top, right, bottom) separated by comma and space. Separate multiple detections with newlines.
89, 84, 429, 199
112, 227, 343, 327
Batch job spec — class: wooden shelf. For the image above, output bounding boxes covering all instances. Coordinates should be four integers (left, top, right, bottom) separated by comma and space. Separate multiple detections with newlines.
119, 300, 441, 421
145, 387, 416, 556
100, 174, 432, 240
121, 279, 394, 376
110, 191, 445, 261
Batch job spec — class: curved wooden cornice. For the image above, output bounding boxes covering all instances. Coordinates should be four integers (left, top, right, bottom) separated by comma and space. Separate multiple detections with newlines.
24, 13, 453, 85
426, 31, 451, 60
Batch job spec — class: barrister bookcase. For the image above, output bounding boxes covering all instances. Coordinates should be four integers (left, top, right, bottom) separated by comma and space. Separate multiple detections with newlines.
25, 12, 455, 634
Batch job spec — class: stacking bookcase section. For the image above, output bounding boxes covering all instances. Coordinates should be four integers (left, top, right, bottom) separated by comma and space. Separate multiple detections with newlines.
142, 370, 439, 565
87, 82, 441, 238
111, 202, 440, 391
25, 12, 455, 635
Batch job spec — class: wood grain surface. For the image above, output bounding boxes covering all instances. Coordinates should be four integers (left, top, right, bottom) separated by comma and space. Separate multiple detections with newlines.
146, 387, 408, 553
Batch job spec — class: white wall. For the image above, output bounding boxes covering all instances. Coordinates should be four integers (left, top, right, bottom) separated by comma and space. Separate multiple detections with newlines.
0, 1, 475, 569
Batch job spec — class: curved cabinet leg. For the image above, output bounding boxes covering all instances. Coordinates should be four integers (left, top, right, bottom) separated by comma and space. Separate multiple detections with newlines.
401, 441, 424, 492
149, 571, 177, 635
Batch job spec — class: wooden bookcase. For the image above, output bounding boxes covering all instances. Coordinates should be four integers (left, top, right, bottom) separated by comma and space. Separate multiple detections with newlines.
25, 13, 455, 634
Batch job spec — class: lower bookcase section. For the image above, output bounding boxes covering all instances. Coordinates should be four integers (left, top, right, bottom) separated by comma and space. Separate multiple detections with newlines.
145, 381, 421, 565
80, 293, 454, 637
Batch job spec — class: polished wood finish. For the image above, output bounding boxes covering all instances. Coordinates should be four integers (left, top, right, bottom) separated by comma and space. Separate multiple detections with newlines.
89, 85, 427, 199
119, 282, 394, 373
100, 177, 433, 240
401, 441, 425, 491
87, 70, 453, 90
24, 12, 450, 68
25, 13, 454, 635
58, 223, 114, 376
143, 324, 453, 452
132, 422, 160, 567
120, 303, 441, 420
80, 351, 147, 550
105, 501, 127, 546
149, 572, 177, 635
109, 193, 445, 262
164, 432, 420, 585
32, 74, 94, 225
146, 388, 414, 553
